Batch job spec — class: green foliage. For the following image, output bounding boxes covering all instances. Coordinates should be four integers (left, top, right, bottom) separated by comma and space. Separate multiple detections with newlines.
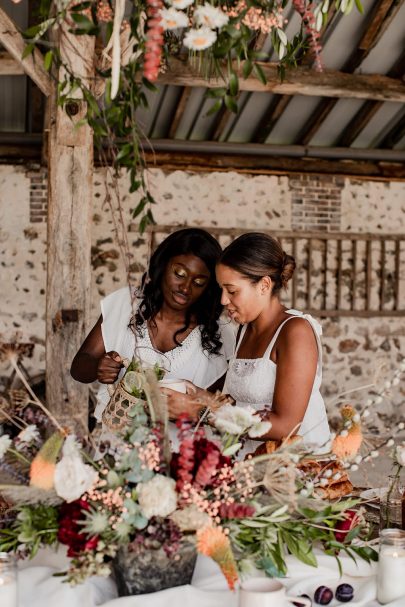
229, 501, 378, 578
0, 505, 59, 556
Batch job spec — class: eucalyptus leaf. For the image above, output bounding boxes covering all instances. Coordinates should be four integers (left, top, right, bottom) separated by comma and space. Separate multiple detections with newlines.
229, 72, 239, 97
253, 63, 267, 86
206, 99, 223, 116
224, 94, 238, 113
44, 50, 53, 71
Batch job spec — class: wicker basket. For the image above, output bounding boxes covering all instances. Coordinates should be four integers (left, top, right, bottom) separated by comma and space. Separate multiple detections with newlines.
102, 380, 145, 431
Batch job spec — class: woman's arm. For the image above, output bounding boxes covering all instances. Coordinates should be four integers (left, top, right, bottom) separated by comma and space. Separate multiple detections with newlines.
70, 316, 123, 383
257, 318, 318, 441
161, 386, 233, 422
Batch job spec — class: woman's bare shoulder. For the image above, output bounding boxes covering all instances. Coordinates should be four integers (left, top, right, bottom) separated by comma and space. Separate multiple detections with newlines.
278, 316, 317, 348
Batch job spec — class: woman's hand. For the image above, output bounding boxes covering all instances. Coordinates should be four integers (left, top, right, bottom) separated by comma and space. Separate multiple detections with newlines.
160, 388, 201, 421
160, 387, 235, 421
97, 351, 123, 384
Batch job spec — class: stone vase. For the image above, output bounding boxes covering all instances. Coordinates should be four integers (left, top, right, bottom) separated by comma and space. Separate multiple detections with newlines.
112, 541, 197, 596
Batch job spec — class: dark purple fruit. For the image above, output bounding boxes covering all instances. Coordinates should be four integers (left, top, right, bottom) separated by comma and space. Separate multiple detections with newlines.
335, 583, 354, 602
293, 594, 312, 606
314, 586, 333, 605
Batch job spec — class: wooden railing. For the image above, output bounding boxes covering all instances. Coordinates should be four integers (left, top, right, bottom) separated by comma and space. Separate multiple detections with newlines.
139, 225, 404, 317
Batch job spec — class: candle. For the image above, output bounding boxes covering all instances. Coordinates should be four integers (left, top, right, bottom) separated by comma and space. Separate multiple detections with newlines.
0, 553, 17, 607
377, 529, 405, 604
0, 576, 17, 607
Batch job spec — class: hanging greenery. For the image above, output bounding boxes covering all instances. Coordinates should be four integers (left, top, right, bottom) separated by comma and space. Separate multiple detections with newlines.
23, 0, 363, 230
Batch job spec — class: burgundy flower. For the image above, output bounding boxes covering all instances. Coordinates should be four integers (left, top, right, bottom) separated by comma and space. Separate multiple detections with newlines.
334, 509, 360, 543
171, 434, 232, 489
57, 499, 98, 557
219, 503, 256, 519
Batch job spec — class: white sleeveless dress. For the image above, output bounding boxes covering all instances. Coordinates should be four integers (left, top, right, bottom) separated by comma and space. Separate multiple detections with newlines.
94, 286, 237, 421
223, 309, 330, 456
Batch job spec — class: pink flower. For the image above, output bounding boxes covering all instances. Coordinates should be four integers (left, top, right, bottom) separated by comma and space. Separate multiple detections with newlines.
143, 0, 164, 81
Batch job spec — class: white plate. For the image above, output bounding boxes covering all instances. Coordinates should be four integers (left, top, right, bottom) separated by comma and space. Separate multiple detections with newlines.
287, 574, 376, 607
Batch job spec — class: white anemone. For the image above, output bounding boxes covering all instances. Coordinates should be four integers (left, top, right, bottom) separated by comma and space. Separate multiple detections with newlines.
168, 0, 194, 9
194, 4, 229, 29
160, 7, 189, 30
183, 27, 217, 51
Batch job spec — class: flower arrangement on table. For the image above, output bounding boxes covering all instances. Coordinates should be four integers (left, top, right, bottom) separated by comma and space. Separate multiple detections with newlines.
0, 366, 379, 594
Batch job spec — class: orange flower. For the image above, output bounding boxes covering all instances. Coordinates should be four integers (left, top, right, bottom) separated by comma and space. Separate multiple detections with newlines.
332, 405, 362, 460
197, 526, 238, 590
29, 459, 56, 490
30, 432, 64, 490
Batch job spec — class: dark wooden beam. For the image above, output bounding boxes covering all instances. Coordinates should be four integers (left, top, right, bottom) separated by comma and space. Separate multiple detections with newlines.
343, 0, 401, 73
2, 134, 404, 179
336, 49, 405, 147
252, 95, 293, 143
379, 111, 405, 148
295, 0, 403, 145
167, 87, 192, 138
210, 101, 237, 141
337, 100, 383, 147
143, 150, 405, 180
210, 32, 268, 142
251, 6, 343, 144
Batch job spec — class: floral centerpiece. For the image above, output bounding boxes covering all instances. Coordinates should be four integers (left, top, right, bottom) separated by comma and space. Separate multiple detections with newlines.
0, 365, 379, 595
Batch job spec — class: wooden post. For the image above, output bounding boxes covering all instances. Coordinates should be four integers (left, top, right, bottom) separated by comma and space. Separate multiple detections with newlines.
46, 28, 95, 432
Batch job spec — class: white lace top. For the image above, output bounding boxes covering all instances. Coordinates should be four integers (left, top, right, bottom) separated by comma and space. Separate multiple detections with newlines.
223, 309, 330, 455
94, 286, 236, 420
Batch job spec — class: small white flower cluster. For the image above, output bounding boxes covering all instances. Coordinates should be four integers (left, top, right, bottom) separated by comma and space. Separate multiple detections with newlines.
16, 425, 40, 450
0, 434, 12, 460
394, 443, 405, 467
159, 1, 229, 51
214, 404, 271, 455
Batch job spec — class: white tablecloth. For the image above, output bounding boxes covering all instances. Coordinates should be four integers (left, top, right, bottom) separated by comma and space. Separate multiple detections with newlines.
15, 547, 404, 607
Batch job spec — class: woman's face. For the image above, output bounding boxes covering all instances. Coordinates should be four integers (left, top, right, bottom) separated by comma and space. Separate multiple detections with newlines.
216, 264, 269, 324
162, 254, 211, 311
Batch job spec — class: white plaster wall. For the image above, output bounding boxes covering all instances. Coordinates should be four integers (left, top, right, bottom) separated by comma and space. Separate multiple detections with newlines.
0, 166, 47, 380
341, 179, 405, 233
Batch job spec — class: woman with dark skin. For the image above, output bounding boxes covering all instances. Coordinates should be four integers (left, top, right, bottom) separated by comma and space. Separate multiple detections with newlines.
71, 228, 235, 424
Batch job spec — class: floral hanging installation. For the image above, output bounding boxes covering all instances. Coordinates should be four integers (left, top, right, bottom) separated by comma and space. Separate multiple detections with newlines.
21, 0, 363, 229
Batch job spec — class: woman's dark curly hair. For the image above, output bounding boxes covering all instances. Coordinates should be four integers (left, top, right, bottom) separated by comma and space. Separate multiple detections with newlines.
131, 228, 223, 354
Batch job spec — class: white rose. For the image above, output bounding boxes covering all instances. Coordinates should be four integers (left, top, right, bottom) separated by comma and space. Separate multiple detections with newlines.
61, 434, 82, 457
395, 444, 405, 467
54, 453, 98, 502
137, 474, 177, 518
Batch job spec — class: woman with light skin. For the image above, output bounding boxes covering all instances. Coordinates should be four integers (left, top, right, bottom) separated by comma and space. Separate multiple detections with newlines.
166, 232, 330, 454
